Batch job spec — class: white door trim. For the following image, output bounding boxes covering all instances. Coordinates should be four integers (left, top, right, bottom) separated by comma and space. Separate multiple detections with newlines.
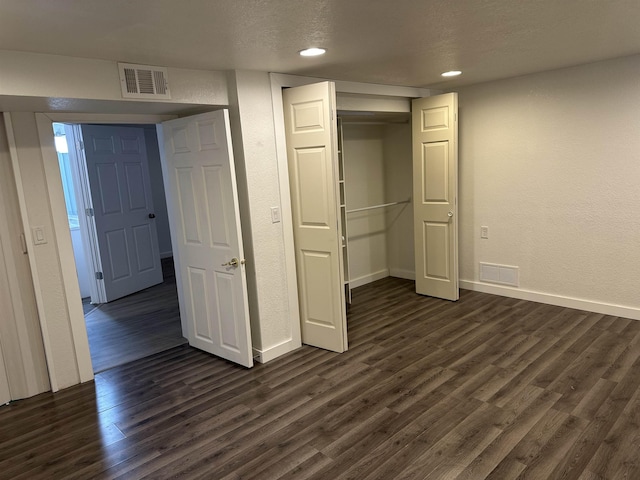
3, 113, 63, 391
0, 114, 50, 399
269, 73, 433, 338
64, 125, 107, 304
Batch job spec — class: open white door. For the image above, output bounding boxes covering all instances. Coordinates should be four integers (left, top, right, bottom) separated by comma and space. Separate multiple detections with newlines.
412, 93, 459, 301
283, 82, 347, 353
160, 110, 253, 368
80, 125, 164, 302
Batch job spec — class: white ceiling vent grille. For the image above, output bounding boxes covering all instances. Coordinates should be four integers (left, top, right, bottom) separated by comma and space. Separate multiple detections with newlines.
118, 63, 171, 99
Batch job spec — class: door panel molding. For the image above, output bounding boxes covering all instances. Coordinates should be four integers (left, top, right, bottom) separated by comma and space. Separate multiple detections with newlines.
161, 110, 253, 368
412, 93, 459, 301
81, 124, 164, 302
283, 81, 347, 353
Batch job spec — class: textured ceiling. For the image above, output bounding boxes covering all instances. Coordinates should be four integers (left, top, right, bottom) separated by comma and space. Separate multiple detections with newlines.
1, 0, 639, 88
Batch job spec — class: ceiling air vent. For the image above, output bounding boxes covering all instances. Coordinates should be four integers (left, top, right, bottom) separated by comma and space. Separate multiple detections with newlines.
117, 62, 171, 99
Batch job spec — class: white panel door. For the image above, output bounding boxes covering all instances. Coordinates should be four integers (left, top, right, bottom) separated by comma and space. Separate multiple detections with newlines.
81, 125, 163, 302
283, 82, 347, 353
161, 111, 253, 368
412, 93, 459, 301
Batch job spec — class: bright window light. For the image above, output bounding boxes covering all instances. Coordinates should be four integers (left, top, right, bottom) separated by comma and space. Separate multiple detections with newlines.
441, 70, 462, 77
299, 47, 326, 57
54, 135, 69, 154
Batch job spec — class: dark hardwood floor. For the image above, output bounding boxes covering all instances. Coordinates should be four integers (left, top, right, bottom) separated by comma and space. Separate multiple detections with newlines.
3, 277, 640, 479
85, 258, 187, 373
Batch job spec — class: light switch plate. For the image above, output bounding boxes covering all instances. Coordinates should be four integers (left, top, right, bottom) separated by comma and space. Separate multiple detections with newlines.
271, 206, 281, 223
31, 225, 47, 245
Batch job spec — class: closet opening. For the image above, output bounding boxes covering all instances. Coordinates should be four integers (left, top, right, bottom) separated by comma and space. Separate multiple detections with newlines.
281, 80, 458, 355
337, 111, 414, 307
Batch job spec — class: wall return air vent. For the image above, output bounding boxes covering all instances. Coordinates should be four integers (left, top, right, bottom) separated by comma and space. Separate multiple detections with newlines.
479, 262, 519, 287
118, 62, 171, 99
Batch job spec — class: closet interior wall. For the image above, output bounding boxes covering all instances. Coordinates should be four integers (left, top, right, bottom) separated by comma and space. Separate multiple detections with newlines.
341, 118, 414, 290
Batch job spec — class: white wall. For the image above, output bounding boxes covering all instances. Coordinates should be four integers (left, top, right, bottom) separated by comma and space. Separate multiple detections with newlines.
7, 112, 92, 390
0, 50, 228, 110
343, 124, 389, 286
226, 70, 300, 362
342, 121, 415, 287
456, 55, 640, 315
342, 122, 415, 287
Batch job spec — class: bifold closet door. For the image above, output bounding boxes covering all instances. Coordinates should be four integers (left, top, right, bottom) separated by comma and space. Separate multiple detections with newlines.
412, 93, 459, 301
283, 81, 348, 353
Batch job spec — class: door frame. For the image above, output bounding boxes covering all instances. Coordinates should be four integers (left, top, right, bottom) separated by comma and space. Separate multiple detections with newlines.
30, 113, 175, 389
269, 74, 434, 341
63, 124, 106, 304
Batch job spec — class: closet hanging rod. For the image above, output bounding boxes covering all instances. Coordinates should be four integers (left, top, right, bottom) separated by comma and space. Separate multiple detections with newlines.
346, 198, 411, 214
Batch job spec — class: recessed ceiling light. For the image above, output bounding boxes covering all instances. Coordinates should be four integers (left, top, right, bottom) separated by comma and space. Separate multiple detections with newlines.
299, 47, 326, 57
441, 70, 462, 77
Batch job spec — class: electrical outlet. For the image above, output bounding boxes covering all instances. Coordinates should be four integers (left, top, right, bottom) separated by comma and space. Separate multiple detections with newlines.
480, 226, 489, 239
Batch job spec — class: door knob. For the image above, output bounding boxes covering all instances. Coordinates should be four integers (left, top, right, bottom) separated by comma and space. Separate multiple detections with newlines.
222, 257, 246, 267
148, 213, 156, 219
448, 211, 453, 217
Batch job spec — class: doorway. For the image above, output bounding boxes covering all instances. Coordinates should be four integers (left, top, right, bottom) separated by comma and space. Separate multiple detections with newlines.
52, 122, 186, 372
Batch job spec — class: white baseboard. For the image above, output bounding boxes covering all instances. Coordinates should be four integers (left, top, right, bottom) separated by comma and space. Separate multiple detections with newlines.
389, 268, 415, 281
349, 269, 390, 289
460, 279, 640, 321
253, 337, 301, 364
160, 251, 173, 259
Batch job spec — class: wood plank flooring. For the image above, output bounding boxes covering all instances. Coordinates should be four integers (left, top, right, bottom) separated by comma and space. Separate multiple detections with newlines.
85, 258, 186, 373
3, 277, 640, 479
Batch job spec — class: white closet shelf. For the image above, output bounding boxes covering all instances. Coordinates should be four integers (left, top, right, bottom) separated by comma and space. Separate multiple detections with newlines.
346, 198, 411, 214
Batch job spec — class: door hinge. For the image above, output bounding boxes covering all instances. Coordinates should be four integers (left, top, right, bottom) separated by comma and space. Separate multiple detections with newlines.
76, 140, 84, 151
95, 272, 104, 280
85, 208, 94, 217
